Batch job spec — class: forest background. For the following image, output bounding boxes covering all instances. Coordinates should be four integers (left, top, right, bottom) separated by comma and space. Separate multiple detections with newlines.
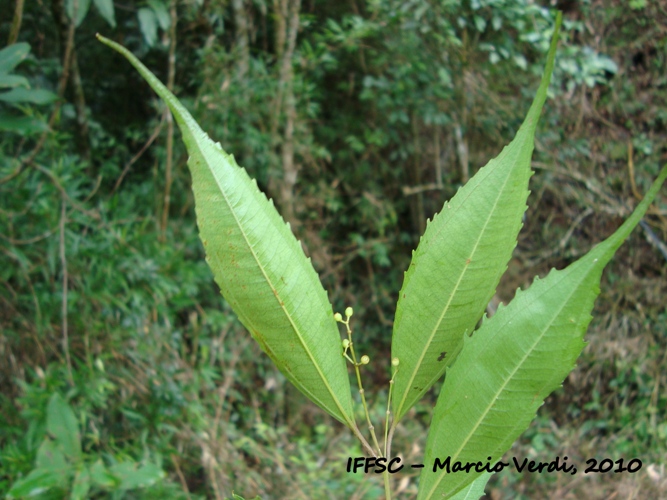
1, 0, 666, 498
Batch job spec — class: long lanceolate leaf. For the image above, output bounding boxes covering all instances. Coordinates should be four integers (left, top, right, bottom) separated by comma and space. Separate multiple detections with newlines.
97, 35, 356, 429
391, 15, 562, 423
419, 166, 667, 499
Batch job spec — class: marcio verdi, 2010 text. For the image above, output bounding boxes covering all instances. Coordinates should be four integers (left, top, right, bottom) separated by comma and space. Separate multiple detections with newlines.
346, 456, 642, 476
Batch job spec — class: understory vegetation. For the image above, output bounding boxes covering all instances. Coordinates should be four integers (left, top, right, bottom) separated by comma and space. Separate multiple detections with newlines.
1, 1, 666, 498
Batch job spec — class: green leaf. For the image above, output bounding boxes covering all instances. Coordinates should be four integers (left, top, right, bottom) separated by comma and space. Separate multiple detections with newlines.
89, 459, 120, 489
46, 393, 81, 462
391, 14, 562, 423
108, 461, 165, 490
449, 472, 490, 500
35, 438, 67, 471
71, 466, 91, 500
0, 74, 30, 89
96, 35, 356, 428
0, 88, 58, 105
66, 0, 92, 27
0, 42, 30, 74
418, 166, 667, 499
6, 439, 70, 499
0, 114, 49, 135
137, 8, 158, 47
5, 468, 67, 498
93, 0, 116, 28
148, 0, 171, 30
473, 15, 486, 32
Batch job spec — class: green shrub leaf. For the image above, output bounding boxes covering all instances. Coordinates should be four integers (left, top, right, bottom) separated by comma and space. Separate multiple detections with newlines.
89, 459, 120, 489
0, 42, 30, 74
0, 74, 30, 89
35, 438, 67, 470
391, 14, 562, 423
137, 8, 158, 47
148, 0, 171, 30
5, 468, 68, 498
46, 393, 81, 462
66, 0, 92, 27
0, 115, 48, 135
96, 35, 356, 428
418, 166, 667, 499
0, 87, 58, 105
71, 466, 91, 500
108, 461, 165, 490
93, 0, 116, 28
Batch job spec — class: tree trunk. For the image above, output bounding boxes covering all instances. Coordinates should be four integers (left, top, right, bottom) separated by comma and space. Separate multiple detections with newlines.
7, 0, 25, 45
232, 0, 250, 79
51, 0, 90, 160
269, 0, 301, 229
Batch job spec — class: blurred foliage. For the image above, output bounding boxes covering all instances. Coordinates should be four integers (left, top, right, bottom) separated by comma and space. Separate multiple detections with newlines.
0, 43, 57, 135
1, 0, 666, 498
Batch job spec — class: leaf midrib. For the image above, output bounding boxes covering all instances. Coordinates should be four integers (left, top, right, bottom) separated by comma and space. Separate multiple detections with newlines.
197, 138, 353, 427
98, 36, 354, 427
395, 161, 518, 419
424, 265, 589, 499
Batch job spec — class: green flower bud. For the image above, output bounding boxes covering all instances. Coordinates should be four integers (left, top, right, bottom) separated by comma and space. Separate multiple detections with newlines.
345, 306, 354, 317
391, 357, 400, 367
342, 339, 350, 348
334, 312, 343, 322
360, 355, 370, 365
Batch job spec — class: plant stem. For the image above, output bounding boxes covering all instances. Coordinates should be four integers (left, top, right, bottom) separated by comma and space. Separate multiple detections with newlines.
160, 0, 178, 242
339, 313, 394, 495
383, 468, 392, 500
387, 419, 397, 465
8, 0, 25, 46
344, 318, 383, 456
59, 200, 73, 386
383, 364, 399, 497
384, 364, 398, 457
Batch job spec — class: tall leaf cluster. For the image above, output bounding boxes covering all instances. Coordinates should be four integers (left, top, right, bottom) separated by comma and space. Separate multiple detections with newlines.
97, 14, 666, 497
